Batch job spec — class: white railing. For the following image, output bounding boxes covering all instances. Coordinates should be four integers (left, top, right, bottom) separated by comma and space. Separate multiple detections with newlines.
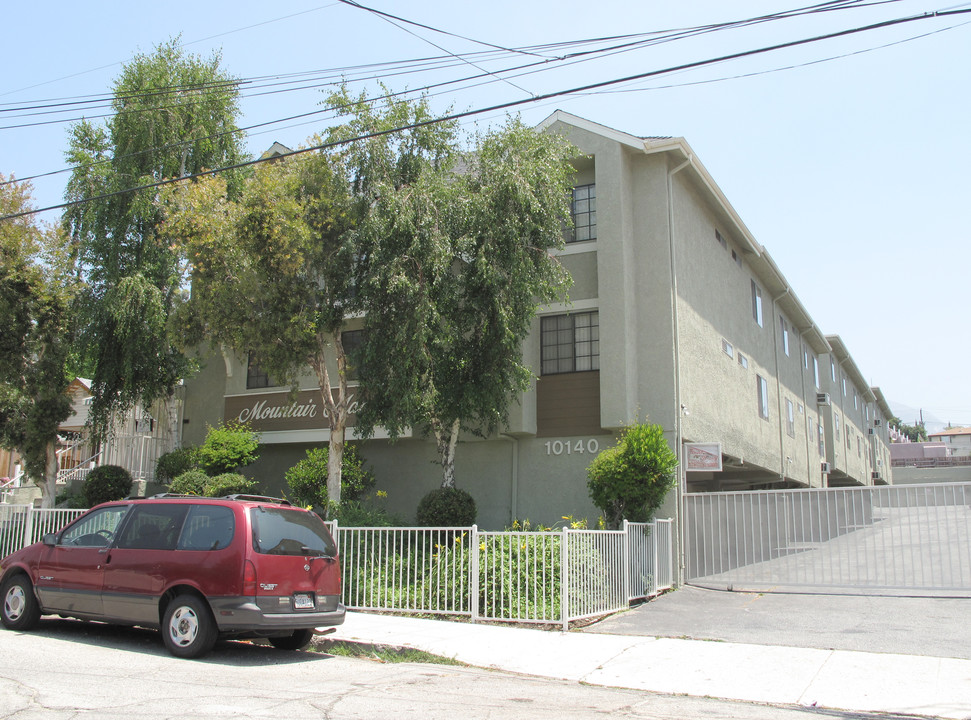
685, 483, 971, 594
0, 506, 87, 559
0, 508, 677, 627
333, 519, 675, 629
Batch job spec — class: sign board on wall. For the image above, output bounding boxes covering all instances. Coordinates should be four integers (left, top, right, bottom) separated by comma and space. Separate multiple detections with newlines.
684, 442, 722, 472
224, 389, 361, 433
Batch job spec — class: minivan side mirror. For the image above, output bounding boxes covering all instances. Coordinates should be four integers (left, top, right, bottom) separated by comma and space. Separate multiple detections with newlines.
43, 533, 57, 546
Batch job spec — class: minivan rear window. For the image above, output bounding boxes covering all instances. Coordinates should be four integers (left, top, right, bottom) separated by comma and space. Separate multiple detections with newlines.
250, 507, 336, 557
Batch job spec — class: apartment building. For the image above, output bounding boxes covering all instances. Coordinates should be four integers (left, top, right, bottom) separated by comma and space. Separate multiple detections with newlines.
180, 111, 893, 529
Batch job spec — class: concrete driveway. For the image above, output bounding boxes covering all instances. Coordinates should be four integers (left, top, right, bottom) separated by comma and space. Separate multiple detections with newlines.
585, 585, 971, 660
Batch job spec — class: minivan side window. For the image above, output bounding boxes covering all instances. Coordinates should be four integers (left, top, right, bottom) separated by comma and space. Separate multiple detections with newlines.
178, 505, 236, 551
60, 505, 131, 547
116, 504, 189, 551
250, 507, 336, 557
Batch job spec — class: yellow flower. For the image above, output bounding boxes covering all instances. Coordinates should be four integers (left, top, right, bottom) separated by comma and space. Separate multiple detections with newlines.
376, 490, 388, 498
479, 542, 486, 551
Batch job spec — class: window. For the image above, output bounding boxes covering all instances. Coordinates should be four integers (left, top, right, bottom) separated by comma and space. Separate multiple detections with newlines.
818, 422, 825, 456
812, 356, 819, 388
785, 398, 795, 437
842, 375, 847, 397
835, 413, 840, 437
59, 505, 130, 547
780, 316, 790, 356
246, 354, 275, 389
722, 339, 734, 358
738, 352, 748, 369
831, 359, 837, 382
341, 329, 364, 382
567, 184, 596, 243
179, 505, 236, 551
116, 504, 189, 551
802, 345, 809, 369
853, 389, 859, 411
541, 311, 600, 375
757, 375, 769, 419
716, 229, 727, 250
808, 417, 815, 442
751, 280, 763, 327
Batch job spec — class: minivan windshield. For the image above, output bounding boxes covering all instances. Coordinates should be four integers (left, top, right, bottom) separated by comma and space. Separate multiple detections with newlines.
250, 507, 336, 557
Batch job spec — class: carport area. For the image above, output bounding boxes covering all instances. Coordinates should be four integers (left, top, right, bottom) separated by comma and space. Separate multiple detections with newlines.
586, 584, 971, 660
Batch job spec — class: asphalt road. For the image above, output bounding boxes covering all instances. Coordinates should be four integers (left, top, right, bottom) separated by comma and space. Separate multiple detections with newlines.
587, 585, 971, 660
0, 619, 919, 720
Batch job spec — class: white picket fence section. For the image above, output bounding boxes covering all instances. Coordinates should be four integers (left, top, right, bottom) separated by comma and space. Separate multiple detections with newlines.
0, 506, 87, 559
333, 519, 675, 629
685, 483, 971, 594
0, 507, 675, 628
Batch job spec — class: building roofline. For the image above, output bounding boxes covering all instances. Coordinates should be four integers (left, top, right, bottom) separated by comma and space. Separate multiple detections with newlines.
537, 109, 830, 356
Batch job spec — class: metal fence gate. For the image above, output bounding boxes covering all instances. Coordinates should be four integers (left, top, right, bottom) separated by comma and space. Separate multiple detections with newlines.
684, 483, 971, 595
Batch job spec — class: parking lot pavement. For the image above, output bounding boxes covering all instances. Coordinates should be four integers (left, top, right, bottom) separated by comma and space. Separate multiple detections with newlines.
585, 585, 971, 660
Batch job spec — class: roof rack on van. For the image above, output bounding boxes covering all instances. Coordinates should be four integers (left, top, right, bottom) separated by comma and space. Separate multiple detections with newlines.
149, 493, 200, 499
223, 494, 292, 505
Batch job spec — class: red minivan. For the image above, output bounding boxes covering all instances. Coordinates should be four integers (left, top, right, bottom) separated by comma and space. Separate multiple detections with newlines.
0, 495, 345, 658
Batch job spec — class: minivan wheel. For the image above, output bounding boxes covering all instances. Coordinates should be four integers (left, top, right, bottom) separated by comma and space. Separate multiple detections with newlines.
162, 594, 217, 659
1, 574, 41, 631
268, 628, 315, 651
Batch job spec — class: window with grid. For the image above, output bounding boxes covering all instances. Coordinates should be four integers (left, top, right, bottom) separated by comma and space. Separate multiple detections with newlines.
341, 329, 364, 381
567, 184, 597, 243
541, 311, 599, 375
246, 354, 274, 389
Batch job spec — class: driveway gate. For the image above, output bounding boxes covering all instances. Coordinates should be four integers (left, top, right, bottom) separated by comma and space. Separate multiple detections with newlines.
684, 483, 971, 595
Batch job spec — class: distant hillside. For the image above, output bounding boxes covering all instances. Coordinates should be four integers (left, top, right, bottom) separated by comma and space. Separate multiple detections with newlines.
888, 401, 946, 435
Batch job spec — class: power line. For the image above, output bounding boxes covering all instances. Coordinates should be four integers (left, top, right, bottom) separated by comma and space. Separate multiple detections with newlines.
4, 5, 968, 223
8, 2, 866, 185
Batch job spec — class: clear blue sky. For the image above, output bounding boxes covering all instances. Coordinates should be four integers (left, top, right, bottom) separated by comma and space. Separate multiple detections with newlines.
3, 1, 970, 428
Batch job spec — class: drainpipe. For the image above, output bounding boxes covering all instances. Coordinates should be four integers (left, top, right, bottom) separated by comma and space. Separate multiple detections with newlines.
667, 153, 691, 585
772, 288, 791, 484
500, 434, 520, 525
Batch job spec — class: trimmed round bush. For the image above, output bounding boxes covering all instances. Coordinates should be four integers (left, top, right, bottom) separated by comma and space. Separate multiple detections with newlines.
205, 473, 256, 497
155, 447, 199, 485
82, 465, 133, 506
285, 444, 375, 508
168, 469, 210, 496
415, 487, 477, 527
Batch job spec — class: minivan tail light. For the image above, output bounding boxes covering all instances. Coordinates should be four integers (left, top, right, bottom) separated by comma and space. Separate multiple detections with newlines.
242, 559, 257, 596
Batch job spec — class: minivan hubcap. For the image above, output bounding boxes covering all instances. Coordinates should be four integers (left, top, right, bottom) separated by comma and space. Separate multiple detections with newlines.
169, 606, 199, 647
4, 586, 25, 621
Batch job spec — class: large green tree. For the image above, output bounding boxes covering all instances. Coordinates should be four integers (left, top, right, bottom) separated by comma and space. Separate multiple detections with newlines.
160, 147, 356, 509
0, 177, 77, 506
63, 39, 248, 440
329, 89, 576, 488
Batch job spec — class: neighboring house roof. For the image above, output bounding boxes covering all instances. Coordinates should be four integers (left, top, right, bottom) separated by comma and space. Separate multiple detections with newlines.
928, 427, 971, 438
260, 142, 293, 160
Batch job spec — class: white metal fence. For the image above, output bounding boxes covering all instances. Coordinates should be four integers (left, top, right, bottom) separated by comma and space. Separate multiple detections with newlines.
685, 483, 971, 595
0, 506, 86, 559
334, 519, 675, 629
0, 507, 675, 627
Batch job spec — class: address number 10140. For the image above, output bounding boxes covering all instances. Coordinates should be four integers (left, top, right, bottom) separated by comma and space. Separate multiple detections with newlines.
544, 439, 600, 456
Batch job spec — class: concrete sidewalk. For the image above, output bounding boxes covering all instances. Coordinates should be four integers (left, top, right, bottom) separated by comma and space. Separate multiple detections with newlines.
327, 611, 971, 719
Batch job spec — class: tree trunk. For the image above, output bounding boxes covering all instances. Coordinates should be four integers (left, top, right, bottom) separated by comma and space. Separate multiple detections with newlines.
327, 427, 344, 508
37, 442, 58, 509
310, 335, 349, 513
435, 418, 461, 489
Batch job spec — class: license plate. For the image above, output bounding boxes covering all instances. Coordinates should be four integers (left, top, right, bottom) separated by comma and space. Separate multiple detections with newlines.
293, 593, 314, 610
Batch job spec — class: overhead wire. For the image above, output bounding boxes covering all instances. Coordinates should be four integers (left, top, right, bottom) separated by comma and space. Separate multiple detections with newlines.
0, 0, 897, 120
4, 4, 969, 222
5, 1, 893, 186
